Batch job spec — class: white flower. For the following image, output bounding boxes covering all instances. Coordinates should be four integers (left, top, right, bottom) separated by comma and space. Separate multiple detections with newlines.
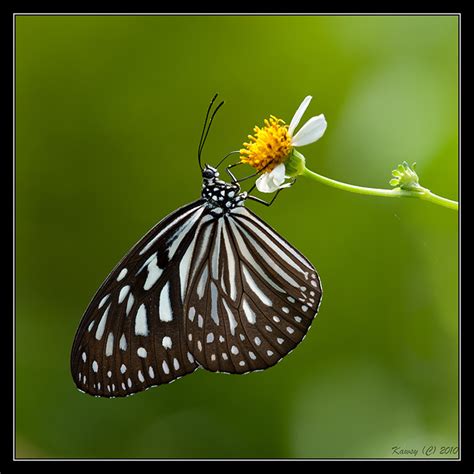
255, 96, 327, 193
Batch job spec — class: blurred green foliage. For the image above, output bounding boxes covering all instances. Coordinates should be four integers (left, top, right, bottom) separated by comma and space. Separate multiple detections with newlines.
15, 15, 458, 459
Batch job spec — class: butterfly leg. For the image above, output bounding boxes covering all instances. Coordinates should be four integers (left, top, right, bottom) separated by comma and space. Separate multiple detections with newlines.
226, 161, 272, 184
225, 162, 242, 183
246, 178, 297, 207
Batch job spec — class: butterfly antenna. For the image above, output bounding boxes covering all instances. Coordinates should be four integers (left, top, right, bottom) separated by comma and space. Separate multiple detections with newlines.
198, 94, 224, 170
215, 150, 241, 170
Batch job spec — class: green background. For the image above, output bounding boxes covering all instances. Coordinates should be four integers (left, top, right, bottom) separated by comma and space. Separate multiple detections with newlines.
15, 15, 459, 459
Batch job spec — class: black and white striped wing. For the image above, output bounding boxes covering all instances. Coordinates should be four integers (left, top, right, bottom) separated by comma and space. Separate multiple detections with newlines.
183, 207, 322, 374
71, 200, 209, 397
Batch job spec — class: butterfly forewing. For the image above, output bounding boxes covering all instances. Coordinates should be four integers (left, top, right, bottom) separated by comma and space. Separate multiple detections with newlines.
183, 206, 322, 374
71, 200, 207, 397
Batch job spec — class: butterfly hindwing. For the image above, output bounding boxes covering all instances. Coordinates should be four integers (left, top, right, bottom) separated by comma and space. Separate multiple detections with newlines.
183, 206, 322, 374
70, 200, 207, 397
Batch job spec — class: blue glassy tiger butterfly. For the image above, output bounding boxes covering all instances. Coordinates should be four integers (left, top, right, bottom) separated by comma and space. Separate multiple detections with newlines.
71, 95, 322, 397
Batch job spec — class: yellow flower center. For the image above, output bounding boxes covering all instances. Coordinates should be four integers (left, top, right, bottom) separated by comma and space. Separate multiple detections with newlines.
240, 115, 293, 172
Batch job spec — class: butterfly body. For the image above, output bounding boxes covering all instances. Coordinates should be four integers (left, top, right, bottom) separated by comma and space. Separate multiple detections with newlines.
201, 165, 246, 213
71, 164, 322, 397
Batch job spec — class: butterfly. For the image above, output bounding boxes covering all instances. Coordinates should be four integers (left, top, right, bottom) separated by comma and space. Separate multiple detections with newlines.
71, 95, 322, 397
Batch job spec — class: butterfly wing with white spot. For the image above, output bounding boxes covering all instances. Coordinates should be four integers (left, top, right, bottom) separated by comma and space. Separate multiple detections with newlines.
71, 200, 209, 397
183, 206, 322, 374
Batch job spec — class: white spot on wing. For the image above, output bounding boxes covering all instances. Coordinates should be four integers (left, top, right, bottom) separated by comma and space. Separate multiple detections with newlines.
118, 285, 130, 304
179, 232, 200, 301
98, 294, 109, 309
222, 298, 237, 335
159, 282, 173, 321
105, 332, 114, 356
162, 336, 172, 349
211, 219, 223, 279
210, 281, 219, 325
95, 304, 110, 340
242, 296, 257, 324
117, 268, 128, 281
137, 347, 147, 358
197, 265, 209, 300
222, 221, 237, 300
135, 304, 149, 336
143, 255, 163, 291
189, 217, 214, 282
126, 293, 135, 316
119, 333, 127, 351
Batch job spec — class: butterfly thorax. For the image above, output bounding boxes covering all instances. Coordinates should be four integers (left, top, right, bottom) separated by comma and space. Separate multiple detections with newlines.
200, 165, 246, 213
201, 178, 247, 212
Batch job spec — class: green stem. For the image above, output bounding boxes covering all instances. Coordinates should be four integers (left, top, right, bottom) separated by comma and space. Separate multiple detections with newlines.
418, 190, 459, 210
301, 167, 458, 211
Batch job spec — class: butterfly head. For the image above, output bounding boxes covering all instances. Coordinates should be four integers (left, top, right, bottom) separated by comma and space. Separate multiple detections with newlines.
202, 164, 220, 184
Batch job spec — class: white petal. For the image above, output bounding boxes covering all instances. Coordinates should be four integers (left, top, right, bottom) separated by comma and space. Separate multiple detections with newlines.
292, 114, 327, 147
256, 174, 278, 193
256, 165, 286, 193
288, 96, 312, 137
271, 163, 286, 183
